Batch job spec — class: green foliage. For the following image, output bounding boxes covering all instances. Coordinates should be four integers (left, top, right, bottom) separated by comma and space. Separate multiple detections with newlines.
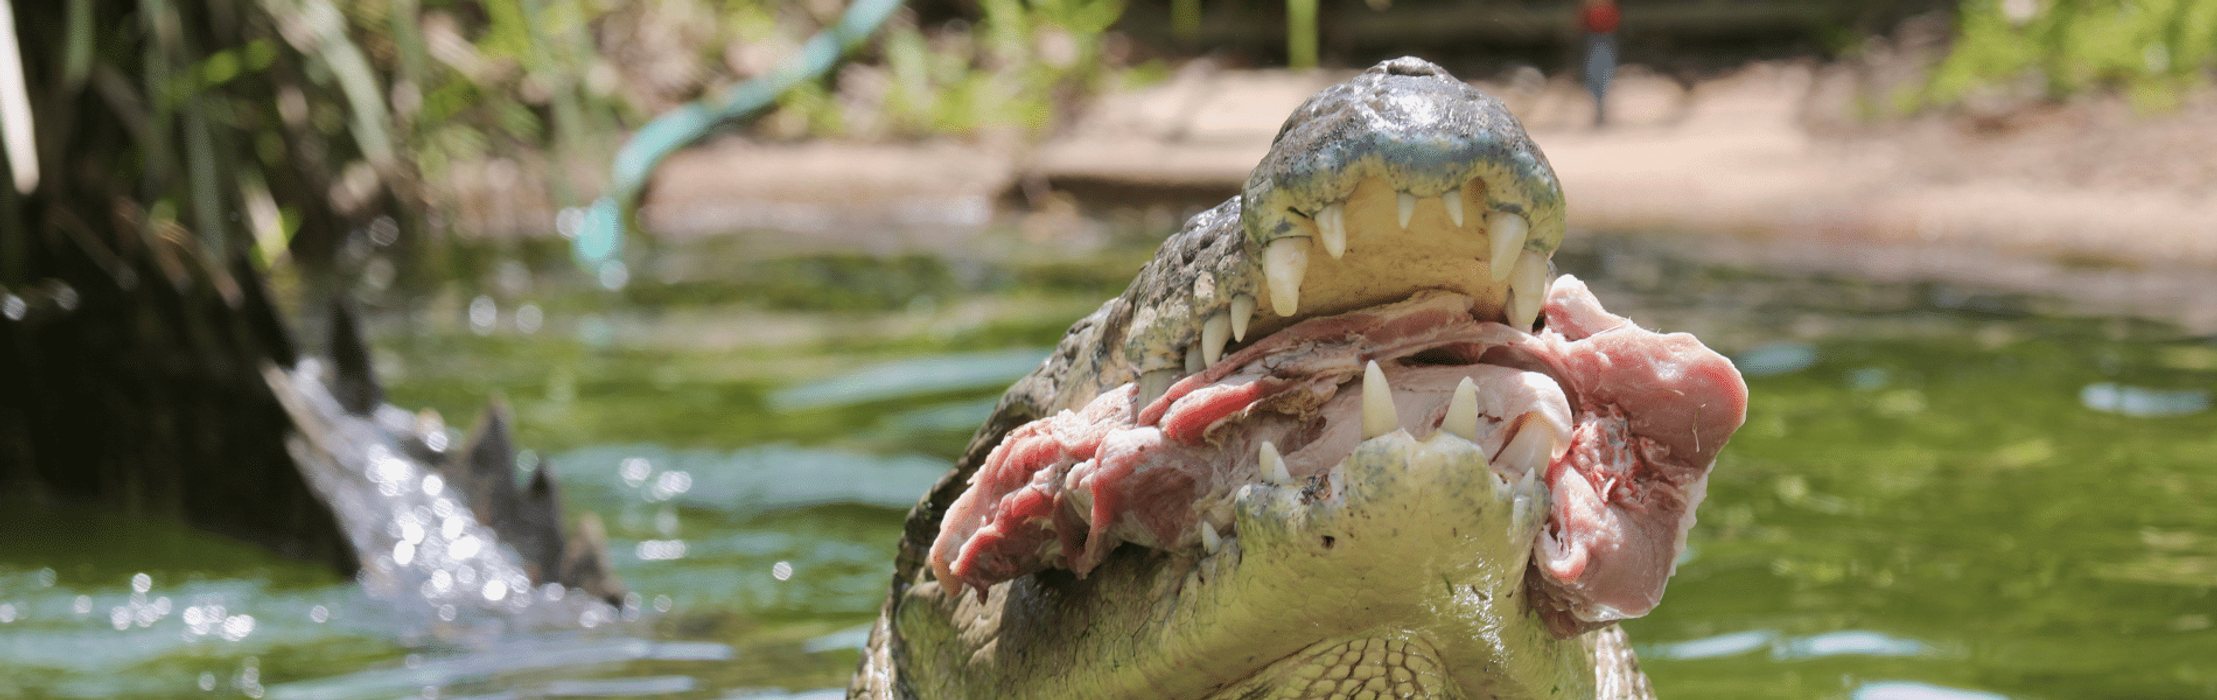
771, 0, 1132, 138
1286, 0, 1317, 69
2, 0, 419, 276
1925, 0, 2217, 110
5, 0, 1145, 285
371, 0, 1142, 205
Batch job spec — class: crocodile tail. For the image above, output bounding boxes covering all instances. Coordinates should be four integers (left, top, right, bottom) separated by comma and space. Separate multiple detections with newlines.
327, 298, 381, 415
446, 400, 523, 523
560, 508, 628, 605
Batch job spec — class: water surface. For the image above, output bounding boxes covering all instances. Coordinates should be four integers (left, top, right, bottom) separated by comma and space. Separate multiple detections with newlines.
3, 224, 2212, 699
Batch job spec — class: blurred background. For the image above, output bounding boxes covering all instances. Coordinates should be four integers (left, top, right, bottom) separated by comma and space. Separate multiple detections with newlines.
2, 0, 2215, 698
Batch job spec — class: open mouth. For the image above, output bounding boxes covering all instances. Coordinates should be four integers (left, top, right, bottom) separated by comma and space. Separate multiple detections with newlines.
932, 259, 1745, 644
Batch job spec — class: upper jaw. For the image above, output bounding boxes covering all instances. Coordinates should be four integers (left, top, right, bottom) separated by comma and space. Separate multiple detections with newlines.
1239, 57, 1565, 329
1118, 58, 1566, 413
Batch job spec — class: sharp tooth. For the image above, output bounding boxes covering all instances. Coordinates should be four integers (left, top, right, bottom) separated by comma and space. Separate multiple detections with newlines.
1495, 416, 1558, 475
1200, 521, 1223, 553
1315, 202, 1347, 259
1442, 186, 1465, 227
1259, 440, 1292, 485
1396, 192, 1417, 229
1441, 376, 1479, 442
1185, 344, 1204, 373
1511, 477, 1533, 524
1516, 371, 1575, 441
1512, 463, 1542, 527
1486, 211, 1529, 282
1510, 249, 1550, 330
1264, 237, 1308, 317
1137, 369, 1178, 409
1362, 360, 1398, 439
1229, 294, 1255, 342
1201, 312, 1231, 366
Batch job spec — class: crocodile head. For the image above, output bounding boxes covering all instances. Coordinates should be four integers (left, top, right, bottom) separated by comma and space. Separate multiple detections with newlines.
856, 57, 1748, 699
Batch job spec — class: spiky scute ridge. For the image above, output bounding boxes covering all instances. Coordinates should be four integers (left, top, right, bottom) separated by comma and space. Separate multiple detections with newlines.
307, 304, 629, 604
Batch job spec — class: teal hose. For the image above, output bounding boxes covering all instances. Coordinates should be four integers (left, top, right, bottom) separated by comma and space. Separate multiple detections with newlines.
573, 0, 904, 276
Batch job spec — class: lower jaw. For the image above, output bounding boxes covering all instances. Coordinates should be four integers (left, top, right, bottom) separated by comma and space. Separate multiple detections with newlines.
898, 431, 1598, 700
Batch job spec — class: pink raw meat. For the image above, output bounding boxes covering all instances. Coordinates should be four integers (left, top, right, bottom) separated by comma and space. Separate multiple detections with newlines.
928, 277, 1747, 635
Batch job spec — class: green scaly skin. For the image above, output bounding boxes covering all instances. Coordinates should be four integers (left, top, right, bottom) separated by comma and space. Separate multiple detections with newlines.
852, 58, 1652, 700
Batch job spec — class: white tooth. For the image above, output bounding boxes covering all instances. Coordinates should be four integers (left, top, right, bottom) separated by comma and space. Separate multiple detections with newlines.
1200, 521, 1223, 553
1441, 376, 1479, 442
1486, 211, 1529, 282
1510, 249, 1549, 329
1259, 440, 1292, 485
1396, 192, 1417, 229
1513, 465, 1542, 526
1264, 237, 1308, 317
1362, 360, 1398, 440
1315, 202, 1347, 259
1442, 186, 1465, 227
1486, 212, 1530, 282
1229, 294, 1255, 342
1185, 343, 1204, 373
1137, 369, 1178, 409
1202, 312, 1230, 366
1495, 417, 1557, 475
1517, 371, 1575, 442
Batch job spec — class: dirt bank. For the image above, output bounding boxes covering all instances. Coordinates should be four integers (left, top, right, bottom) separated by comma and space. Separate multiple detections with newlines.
637, 60, 2217, 329
1029, 60, 2216, 261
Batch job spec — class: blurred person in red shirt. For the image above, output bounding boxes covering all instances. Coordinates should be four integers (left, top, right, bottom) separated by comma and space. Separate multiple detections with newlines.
1581, 0, 1619, 126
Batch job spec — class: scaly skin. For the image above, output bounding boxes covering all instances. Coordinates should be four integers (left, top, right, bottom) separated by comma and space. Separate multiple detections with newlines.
853, 58, 1654, 699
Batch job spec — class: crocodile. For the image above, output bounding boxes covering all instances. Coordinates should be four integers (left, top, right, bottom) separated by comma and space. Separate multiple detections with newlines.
0, 221, 625, 620
851, 57, 1749, 699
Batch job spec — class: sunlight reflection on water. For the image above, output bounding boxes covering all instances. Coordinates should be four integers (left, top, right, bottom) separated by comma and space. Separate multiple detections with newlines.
2079, 382, 2211, 417
769, 348, 1047, 411
1854, 681, 2011, 700
563, 444, 947, 512
1644, 629, 1927, 661
267, 638, 735, 700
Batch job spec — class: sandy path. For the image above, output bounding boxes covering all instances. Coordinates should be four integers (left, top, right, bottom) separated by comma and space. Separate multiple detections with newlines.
636, 60, 2217, 328
1035, 61, 2216, 264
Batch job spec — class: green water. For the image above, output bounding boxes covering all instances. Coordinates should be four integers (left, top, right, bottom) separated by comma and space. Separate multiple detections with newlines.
3, 226, 2213, 699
